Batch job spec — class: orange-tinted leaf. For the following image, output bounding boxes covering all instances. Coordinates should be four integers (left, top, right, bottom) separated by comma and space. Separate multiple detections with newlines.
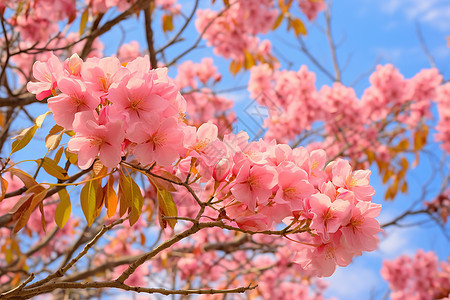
401, 181, 408, 193
244, 50, 255, 69
272, 13, 283, 30
291, 18, 306, 36
0, 176, 8, 202
229, 60, 242, 75
105, 174, 118, 218
7, 168, 42, 191
39, 202, 46, 233
162, 14, 174, 32
79, 8, 89, 36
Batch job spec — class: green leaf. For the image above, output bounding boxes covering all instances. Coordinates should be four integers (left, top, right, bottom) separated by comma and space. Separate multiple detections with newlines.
80, 180, 97, 227
55, 189, 71, 229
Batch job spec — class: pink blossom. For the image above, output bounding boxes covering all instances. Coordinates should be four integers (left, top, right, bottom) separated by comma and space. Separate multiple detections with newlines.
309, 193, 351, 241
27, 53, 63, 100
127, 113, 184, 167
230, 161, 278, 211
108, 71, 169, 125
68, 110, 125, 169
47, 77, 100, 130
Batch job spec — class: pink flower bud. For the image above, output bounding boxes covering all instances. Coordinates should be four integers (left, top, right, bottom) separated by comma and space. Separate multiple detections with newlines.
212, 158, 232, 182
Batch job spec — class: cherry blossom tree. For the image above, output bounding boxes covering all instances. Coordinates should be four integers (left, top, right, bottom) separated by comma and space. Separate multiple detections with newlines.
0, 0, 448, 299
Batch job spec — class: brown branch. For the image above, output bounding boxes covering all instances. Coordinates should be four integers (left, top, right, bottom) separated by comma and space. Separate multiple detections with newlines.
324, 0, 341, 82
144, 1, 158, 68
80, 13, 104, 59
156, 0, 200, 55
115, 221, 222, 283
16, 281, 256, 299
23, 218, 126, 291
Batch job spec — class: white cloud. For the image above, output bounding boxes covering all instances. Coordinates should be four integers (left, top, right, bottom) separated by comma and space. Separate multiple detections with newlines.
379, 0, 450, 31
326, 265, 380, 300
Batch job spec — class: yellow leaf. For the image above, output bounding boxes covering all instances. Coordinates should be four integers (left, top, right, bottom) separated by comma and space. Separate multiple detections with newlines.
65, 148, 78, 165
79, 8, 89, 36
244, 50, 255, 69
80, 180, 97, 227
382, 169, 392, 184
54, 147, 64, 165
128, 177, 143, 226
291, 18, 307, 37
162, 14, 174, 32
272, 14, 284, 30
45, 124, 64, 150
11, 125, 37, 154
105, 174, 118, 218
55, 188, 71, 229
223, 0, 230, 6
118, 171, 131, 217
35, 111, 52, 129
45, 132, 63, 151
397, 139, 409, 151
40, 157, 69, 180
157, 188, 177, 229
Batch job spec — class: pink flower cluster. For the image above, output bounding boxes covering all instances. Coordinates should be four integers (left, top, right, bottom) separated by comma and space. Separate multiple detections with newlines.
175, 58, 235, 134
195, 0, 277, 62
26, 54, 381, 278
6, 0, 75, 43
381, 250, 450, 300
297, 0, 326, 21
27, 54, 187, 170
84, 0, 134, 14
249, 63, 443, 162
164, 126, 381, 277
248, 64, 321, 142
435, 83, 450, 153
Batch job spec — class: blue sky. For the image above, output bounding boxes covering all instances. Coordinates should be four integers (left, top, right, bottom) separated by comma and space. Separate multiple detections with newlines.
6, 0, 449, 299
